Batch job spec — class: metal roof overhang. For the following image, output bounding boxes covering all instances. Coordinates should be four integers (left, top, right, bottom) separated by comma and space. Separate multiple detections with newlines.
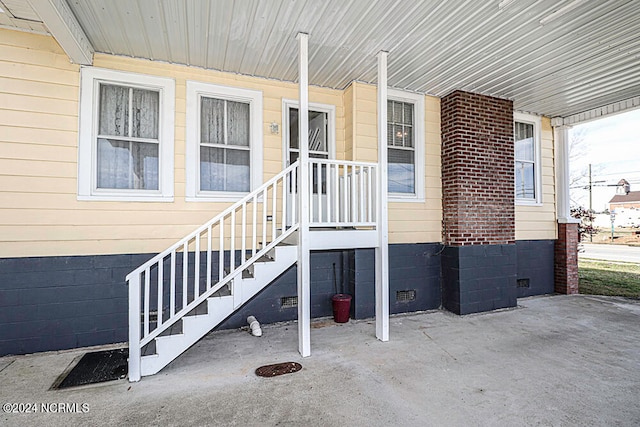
4, 0, 640, 119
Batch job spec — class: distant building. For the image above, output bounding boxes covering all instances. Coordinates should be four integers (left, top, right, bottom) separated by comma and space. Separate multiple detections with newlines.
609, 185, 640, 211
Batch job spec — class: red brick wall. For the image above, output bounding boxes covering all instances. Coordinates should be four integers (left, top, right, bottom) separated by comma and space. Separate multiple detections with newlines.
441, 90, 515, 246
555, 222, 579, 294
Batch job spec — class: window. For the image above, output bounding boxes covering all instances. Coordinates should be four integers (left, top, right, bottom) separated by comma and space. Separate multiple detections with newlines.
186, 81, 262, 201
78, 68, 175, 201
387, 89, 424, 201
514, 112, 542, 204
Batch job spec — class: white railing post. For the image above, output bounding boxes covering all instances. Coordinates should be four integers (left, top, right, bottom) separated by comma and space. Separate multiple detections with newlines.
376, 50, 390, 342
127, 273, 141, 382
297, 32, 311, 358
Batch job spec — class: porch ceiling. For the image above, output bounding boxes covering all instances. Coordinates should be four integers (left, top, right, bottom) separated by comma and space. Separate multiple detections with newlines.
4, 0, 640, 118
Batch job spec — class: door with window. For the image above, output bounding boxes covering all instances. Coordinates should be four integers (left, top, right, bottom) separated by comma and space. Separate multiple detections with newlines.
284, 104, 333, 225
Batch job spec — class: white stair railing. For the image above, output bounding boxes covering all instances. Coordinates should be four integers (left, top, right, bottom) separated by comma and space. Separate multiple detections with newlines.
127, 158, 380, 380
127, 161, 299, 381
308, 159, 377, 227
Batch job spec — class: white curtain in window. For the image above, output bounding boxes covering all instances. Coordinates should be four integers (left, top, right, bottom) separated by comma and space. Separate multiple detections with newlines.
201, 97, 224, 144
200, 97, 250, 192
132, 89, 159, 139
97, 139, 159, 189
227, 101, 250, 147
99, 85, 129, 137
96, 84, 160, 190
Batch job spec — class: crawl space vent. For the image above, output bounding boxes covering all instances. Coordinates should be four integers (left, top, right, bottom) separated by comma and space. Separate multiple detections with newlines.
396, 290, 416, 302
517, 279, 530, 288
281, 296, 298, 308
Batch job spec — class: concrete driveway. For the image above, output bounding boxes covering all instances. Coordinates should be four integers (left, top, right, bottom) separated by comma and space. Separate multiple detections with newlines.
1, 295, 639, 426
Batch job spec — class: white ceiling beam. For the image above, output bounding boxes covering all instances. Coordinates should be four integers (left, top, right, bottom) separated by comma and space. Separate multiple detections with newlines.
27, 0, 93, 65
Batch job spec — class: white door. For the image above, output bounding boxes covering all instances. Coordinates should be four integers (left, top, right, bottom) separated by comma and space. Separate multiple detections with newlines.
285, 104, 333, 225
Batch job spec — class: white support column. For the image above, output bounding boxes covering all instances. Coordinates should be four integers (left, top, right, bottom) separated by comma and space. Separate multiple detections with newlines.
28, 0, 94, 65
375, 51, 389, 342
296, 32, 311, 357
127, 273, 141, 382
554, 123, 575, 223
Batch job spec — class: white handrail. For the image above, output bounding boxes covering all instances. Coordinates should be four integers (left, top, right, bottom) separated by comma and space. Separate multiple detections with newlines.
128, 157, 380, 380
128, 162, 300, 359
126, 161, 299, 279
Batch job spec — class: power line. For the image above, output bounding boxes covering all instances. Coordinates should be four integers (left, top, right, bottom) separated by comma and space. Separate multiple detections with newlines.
582, 170, 640, 177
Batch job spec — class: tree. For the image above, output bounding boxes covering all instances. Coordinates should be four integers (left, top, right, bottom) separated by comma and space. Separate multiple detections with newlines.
571, 206, 598, 242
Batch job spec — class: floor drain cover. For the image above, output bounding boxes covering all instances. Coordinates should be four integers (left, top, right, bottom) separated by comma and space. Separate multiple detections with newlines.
52, 348, 128, 389
255, 362, 302, 377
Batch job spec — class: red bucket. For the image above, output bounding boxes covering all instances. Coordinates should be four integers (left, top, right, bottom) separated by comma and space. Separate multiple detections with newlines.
331, 294, 352, 323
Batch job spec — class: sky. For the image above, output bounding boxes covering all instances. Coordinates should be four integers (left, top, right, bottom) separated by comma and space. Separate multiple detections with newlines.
569, 108, 640, 212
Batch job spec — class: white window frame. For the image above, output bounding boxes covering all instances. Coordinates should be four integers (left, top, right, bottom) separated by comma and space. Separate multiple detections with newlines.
281, 99, 336, 166
186, 81, 263, 202
514, 112, 542, 206
78, 67, 175, 202
387, 89, 425, 202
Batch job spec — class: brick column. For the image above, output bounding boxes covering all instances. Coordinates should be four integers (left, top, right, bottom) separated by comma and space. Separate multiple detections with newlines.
554, 222, 579, 294
440, 90, 517, 314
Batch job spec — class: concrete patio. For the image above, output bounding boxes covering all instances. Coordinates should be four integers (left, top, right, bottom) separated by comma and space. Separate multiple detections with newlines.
1, 294, 639, 426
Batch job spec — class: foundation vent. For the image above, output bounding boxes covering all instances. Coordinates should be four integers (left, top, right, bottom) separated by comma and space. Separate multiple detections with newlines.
396, 290, 416, 303
517, 279, 530, 288
281, 296, 298, 308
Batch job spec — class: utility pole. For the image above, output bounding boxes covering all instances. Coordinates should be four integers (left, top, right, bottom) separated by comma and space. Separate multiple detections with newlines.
589, 163, 593, 243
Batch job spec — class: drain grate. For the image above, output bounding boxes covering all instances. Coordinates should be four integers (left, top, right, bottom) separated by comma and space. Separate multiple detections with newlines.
255, 362, 302, 377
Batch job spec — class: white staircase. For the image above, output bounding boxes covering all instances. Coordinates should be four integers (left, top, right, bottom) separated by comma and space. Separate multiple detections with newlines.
127, 159, 379, 381
139, 243, 297, 376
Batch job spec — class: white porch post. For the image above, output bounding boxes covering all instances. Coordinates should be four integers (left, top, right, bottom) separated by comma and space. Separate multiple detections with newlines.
297, 32, 311, 357
553, 123, 574, 222
375, 51, 389, 342
127, 274, 141, 381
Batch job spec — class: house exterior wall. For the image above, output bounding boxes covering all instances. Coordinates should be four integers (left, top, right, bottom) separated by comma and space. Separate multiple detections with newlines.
515, 116, 557, 241
1, 28, 560, 355
0, 29, 447, 256
0, 29, 347, 258
344, 82, 443, 244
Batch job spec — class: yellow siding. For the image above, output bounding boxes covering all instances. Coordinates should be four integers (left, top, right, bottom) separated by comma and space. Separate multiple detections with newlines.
0, 29, 344, 257
515, 116, 557, 240
0, 28, 557, 258
343, 84, 353, 161
346, 82, 442, 244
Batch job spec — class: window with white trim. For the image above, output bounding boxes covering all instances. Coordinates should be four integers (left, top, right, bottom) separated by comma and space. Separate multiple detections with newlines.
514, 112, 542, 204
78, 68, 175, 201
387, 89, 425, 201
186, 81, 262, 201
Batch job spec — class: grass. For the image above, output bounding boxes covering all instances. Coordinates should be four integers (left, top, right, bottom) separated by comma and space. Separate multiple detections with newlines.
579, 259, 640, 299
